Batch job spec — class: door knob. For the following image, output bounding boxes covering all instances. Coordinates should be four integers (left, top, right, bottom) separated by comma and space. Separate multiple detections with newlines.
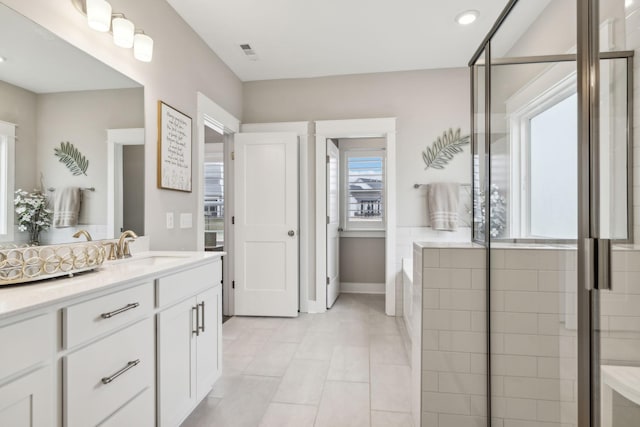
288, 230, 295, 237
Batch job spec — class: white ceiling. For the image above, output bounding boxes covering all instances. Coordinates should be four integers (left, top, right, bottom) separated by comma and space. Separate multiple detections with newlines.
167, 0, 551, 82
0, 3, 139, 94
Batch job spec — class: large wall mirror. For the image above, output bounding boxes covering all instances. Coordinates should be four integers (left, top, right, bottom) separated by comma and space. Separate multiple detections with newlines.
0, 3, 144, 246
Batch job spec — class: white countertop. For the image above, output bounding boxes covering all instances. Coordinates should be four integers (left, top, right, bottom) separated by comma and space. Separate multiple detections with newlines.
0, 251, 224, 320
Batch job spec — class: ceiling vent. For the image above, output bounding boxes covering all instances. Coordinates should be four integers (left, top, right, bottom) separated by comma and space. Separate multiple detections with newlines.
240, 43, 258, 60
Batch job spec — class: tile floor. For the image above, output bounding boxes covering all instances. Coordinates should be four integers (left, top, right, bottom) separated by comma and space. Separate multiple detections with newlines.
181, 293, 413, 427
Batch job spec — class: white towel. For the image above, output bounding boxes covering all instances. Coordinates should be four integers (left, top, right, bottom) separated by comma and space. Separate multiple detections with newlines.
53, 187, 82, 228
426, 182, 459, 231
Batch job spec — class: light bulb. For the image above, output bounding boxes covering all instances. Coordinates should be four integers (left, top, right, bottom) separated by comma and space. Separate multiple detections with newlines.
456, 10, 479, 26
112, 16, 135, 48
86, 0, 112, 32
134, 33, 154, 62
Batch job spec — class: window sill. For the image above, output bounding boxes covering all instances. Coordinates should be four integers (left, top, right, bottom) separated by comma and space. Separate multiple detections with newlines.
339, 230, 385, 238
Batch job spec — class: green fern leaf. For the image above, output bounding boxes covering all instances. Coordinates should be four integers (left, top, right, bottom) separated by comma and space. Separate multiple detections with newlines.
54, 141, 89, 176
422, 128, 470, 170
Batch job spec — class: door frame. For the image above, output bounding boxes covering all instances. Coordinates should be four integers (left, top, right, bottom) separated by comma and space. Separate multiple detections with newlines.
315, 118, 397, 315
106, 127, 144, 239
241, 122, 312, 313
196, 92, 240, 316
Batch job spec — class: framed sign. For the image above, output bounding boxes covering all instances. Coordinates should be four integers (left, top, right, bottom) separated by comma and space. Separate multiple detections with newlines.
157, 101, 192, 192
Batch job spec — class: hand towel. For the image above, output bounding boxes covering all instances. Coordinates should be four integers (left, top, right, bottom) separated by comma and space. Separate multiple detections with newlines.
53, 187, 82, 228
426, 182, 460, 231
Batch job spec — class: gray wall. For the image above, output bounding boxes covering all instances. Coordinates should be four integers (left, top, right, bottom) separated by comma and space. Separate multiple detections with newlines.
123, 145, 145, 236
339, 237, 385, 284
244, 68, 470, 228
4, 0, 243, 250
36, 88, 144, 225
0, 80, 37, 193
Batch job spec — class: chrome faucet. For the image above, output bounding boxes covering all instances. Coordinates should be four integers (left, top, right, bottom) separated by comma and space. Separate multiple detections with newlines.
72, 229, 93, 241
117, 230, 138, 259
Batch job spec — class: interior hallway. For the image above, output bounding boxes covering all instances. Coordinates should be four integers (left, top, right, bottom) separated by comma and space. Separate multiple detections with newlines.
181, 293, 412, 427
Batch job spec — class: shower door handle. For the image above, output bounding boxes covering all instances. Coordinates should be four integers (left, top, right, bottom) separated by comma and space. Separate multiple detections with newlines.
584, 238, 611, 291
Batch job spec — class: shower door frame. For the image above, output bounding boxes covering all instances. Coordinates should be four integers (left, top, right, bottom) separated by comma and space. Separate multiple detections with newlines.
468, 0, 635, 425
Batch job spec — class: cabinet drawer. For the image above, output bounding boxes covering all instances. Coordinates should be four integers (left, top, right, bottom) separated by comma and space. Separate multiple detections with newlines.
98, 387, 154, 427
64, 318, 154, 427
63, 282, 153, 349
157, 261, 220, 308
0, 314, 53, 380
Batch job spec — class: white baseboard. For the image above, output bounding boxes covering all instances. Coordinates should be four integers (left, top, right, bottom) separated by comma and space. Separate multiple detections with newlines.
341, 282, 385, 294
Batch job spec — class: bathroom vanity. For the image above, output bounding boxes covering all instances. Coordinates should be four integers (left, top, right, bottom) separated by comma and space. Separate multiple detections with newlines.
0, 251, 223, 427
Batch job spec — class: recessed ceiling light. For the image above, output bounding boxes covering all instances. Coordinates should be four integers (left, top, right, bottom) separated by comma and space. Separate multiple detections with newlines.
0, 57, 6, 63
456, 10, 479, 26
626, 0, 633, 8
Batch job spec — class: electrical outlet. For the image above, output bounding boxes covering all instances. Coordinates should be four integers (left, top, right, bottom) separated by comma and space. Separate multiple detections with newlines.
180, 213, 193, 229
166, 212, 174, 229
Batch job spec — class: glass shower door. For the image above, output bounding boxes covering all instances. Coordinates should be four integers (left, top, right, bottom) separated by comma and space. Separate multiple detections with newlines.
595, 1, 639, 426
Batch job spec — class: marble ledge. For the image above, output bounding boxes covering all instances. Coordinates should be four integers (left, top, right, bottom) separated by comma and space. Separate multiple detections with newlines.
414, 240, 640, 252
0, 250, 225, 321
413, 242, 483, 250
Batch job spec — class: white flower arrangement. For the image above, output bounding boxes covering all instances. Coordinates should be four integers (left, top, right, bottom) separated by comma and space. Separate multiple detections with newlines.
14, 189, 53, 245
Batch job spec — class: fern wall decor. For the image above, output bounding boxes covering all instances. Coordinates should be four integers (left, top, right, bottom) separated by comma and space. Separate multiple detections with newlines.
54, 141, 89, 176
422, 128, 470, 170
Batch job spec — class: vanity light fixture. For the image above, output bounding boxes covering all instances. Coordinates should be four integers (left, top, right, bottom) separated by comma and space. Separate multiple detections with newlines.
456, 10, 479, 26
86, 0, 112, 32
133, 31, 154, 62
72, 0, 154, 62
112, 14, 135, 48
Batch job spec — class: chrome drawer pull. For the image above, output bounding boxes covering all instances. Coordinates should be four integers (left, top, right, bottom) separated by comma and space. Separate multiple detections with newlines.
198, 301, 205, 333
192, 305, 200, 336
101, 359, 140, 385
101, 302, 140, 319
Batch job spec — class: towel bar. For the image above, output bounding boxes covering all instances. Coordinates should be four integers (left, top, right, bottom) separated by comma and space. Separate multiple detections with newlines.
414, 183, 471, 189
47, 187, 95, 192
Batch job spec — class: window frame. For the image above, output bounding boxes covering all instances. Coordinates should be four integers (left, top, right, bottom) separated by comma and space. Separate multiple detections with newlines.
508, 73, 577, 238
340, 148, 386, 232
0, 120, 16, 243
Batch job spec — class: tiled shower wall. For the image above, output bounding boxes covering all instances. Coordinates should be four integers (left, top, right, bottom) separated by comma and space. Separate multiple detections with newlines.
488, 248, 578, 427
419, 244, 487, 427
419, 244, 640, 427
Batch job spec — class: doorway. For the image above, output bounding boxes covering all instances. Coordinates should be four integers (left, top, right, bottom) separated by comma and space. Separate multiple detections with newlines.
315, 118, 397, 315
196, 93, 239, 318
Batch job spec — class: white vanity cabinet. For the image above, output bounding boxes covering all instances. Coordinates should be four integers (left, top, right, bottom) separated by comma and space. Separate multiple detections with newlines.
0, 251, 223, 427
157, 261, 222, 427
0, 366, 53, 427
0, 313, 54, 427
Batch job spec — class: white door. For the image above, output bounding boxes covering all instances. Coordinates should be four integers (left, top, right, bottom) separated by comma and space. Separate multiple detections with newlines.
234, 132, 299, 317
326, 140, 340, 308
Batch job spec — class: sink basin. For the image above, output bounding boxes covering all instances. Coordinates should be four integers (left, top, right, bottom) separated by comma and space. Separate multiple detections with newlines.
103, 253, 193, 267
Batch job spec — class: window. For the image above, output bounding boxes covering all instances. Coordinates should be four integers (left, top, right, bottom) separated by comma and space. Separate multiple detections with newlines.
506, 71, 578, 240
528, 93, 577, 238
0, 121, 15, 242
343, 151, 385, 230
204, 161, 224, 245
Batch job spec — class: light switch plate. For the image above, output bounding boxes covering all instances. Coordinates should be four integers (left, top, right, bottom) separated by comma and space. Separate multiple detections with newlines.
166, 212, 174, 229
180, 213, 193, 229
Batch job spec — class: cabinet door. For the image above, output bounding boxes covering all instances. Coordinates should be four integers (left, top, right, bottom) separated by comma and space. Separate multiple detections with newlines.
196, 286, 222, 401
0, 366, 53, 427
157, 297, 197, 427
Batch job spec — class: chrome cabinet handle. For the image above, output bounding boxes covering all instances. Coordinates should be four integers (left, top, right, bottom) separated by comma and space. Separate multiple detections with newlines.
193, 305, 200, 336
198, 301, 205, 333
101, 302, 139, 319
101, 359, 140, 385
